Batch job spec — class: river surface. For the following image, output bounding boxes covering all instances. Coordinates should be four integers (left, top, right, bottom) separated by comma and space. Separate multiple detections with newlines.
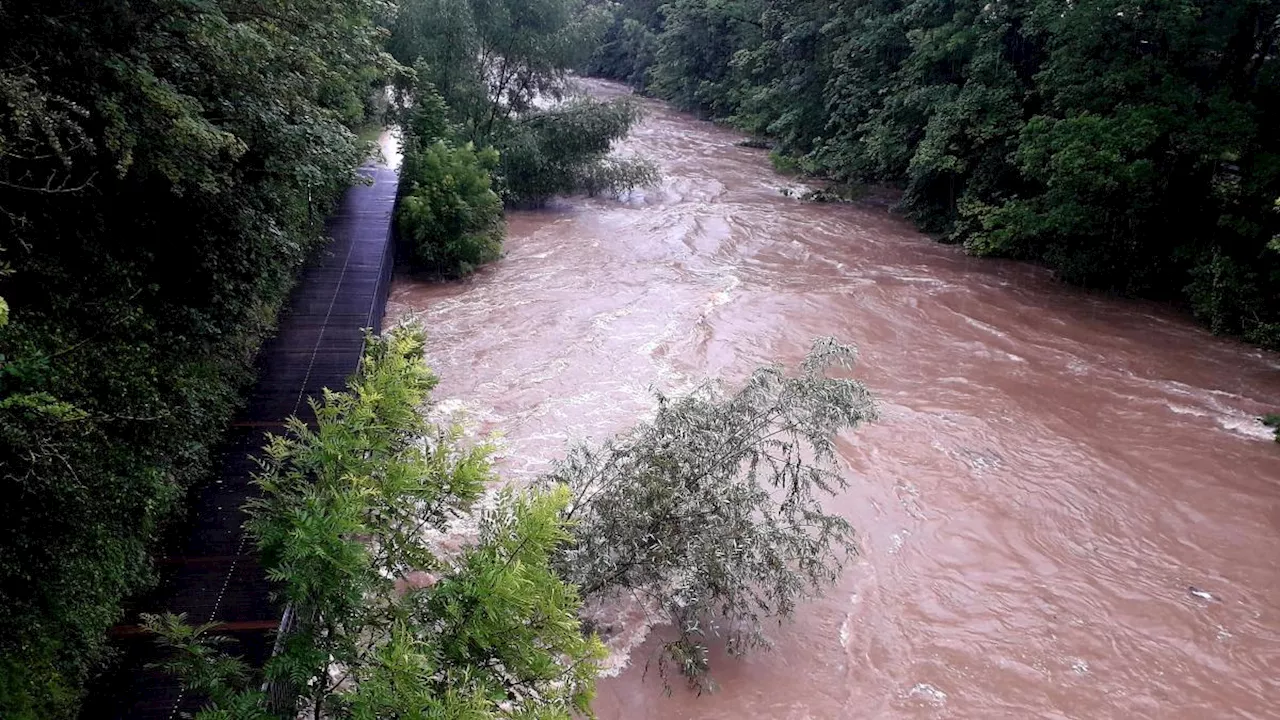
385, 80, 1280, 718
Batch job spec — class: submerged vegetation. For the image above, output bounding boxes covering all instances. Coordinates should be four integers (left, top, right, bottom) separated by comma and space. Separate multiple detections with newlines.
154, 328, 874, 714
547, 338, 876, 688
150, 328, 604, 719
585, 0, 1280, 348
1263, 413, 1280, 441
497, 98, 658, 208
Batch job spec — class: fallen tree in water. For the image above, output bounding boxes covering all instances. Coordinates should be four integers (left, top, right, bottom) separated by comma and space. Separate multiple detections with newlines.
546, 338, 877, 690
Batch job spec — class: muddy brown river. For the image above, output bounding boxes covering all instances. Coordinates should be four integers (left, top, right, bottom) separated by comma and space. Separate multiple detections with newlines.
385, 81, 1280, 718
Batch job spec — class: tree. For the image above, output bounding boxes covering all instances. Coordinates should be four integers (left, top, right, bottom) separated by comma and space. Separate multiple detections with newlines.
497, 97, 655, 207
545, 338, 877, 689
647, 0, 763, 116
391, 0, 607, 142
726, 0, 835, 156
390, 0, 654, 207
149, 327, 604, 719
154, 333, 878, 710
398, 140, 506, 276
583, 5, 664, 89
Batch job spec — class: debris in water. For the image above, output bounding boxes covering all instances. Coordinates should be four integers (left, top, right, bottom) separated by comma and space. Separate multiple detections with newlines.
1188, 586, 1217, 602
906, 683, 947, 706
1071, 658, 1089, 674
889, 529, 910, 554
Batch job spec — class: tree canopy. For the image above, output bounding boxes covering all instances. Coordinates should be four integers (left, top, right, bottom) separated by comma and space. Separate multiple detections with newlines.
149, 327, 604, 720
0, 1, 391, 715
547, 338, 876, 688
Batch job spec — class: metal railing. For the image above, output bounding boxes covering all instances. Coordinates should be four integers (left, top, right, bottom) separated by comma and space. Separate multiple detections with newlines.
261, 163, 400, 718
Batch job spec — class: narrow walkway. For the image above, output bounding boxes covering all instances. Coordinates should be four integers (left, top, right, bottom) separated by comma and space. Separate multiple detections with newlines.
88, 159, 398, 719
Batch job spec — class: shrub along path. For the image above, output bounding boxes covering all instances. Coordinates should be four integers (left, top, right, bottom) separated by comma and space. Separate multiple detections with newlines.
86, 160, 399, 719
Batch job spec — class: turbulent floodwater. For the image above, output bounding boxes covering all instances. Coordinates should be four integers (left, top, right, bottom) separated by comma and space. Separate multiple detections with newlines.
385, 80, 1280, 718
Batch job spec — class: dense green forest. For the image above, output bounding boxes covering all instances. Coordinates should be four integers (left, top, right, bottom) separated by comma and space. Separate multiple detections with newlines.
388, 0, 655, 274
0, 0, 390, 714
586, 0, 1280, 347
